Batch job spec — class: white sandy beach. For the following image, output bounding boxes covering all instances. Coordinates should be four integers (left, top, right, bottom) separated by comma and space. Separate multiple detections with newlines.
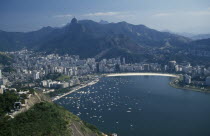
52, 73, 178, 101
106, 73, 179, 77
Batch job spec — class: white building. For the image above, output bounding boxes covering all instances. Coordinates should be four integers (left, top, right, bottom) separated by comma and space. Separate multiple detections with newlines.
33, 72, 40, 80
184, 74, 191, 84
0, 88, 3, 94
41, 80, 48, 87
175, 65, 182, 72
206, 76, 210, 86
169, 61, 176, 67
0, 85, 6, 94
183, 66, 192, 74
0, 69, 2, 79
0, 78, 8, 85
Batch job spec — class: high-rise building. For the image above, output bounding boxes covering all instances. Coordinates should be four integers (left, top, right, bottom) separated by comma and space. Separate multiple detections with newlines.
33, 72, 40, 80
144, 64, 150, 71
168, 61, 176, 71
41, 80, 48, 87
184, 74, 191, 84
0, 70, 2, 79
206, 76, 210, 86
122, 57, 126, 65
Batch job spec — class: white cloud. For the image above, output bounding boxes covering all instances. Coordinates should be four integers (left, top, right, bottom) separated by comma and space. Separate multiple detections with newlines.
187, 11, 210, 16
153, 13, 172, 17
54, 14, 73, 18
117, 14, 135, 18
82, 11, 136, 20
153, 9, 210, 18
83, 12, 121, 17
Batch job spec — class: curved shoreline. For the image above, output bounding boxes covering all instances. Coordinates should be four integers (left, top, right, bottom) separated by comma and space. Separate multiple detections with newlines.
105, 72, 179, 77
52, 73, 178, 101
52, 73, 209, 101
52, 79, 99, 101
170, 80, 210, 93
105, 73, 209, 93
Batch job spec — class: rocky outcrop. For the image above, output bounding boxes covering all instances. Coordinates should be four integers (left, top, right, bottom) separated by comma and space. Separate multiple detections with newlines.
25, 91, 51, 109
8, 92, 106, 136
12, 91, 51, 117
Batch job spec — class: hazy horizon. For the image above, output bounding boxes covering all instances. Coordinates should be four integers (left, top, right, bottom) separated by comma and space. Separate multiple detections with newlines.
0, 0, 210, 34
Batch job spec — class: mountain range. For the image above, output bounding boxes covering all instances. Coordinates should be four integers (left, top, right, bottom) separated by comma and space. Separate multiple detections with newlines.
176, 32, 210, 40
0, 18, 209, 62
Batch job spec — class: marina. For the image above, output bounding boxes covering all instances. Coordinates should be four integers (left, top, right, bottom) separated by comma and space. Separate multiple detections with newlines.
55, 76, 210, 136
52, 79, 99, 101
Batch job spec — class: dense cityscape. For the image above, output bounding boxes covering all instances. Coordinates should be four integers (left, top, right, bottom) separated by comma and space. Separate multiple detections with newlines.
0, 49, 210, 117
1, 1, 210, 135
2, 49, 210, 88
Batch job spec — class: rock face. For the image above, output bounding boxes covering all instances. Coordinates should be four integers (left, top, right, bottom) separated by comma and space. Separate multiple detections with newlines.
24, 92, 51, 109
12, 91, 51, 117
71, 17, 78, 24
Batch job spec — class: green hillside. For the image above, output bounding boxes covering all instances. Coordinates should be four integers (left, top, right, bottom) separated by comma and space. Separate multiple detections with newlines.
0, 52, 13, 65
0, 102, 103, 136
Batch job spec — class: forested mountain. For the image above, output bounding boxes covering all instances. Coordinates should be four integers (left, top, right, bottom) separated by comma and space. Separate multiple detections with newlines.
1, 18, 209, 61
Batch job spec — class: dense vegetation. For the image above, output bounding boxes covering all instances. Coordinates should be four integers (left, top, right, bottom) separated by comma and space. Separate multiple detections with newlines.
82, 121, 103, 136
0, 102, 72, 136
43, 73, 62, 80
0, 91, 19, 118
42, 73, 71, 82
0, 52, 13, 65
56, 75, 71, 81
0, 102, 102, 136
48, 85, 77, 97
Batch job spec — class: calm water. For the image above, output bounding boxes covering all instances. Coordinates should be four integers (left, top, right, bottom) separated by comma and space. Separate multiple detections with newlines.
55, 76, 210, 136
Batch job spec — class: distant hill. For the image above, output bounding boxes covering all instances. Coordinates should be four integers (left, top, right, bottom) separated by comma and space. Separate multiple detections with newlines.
99, 20, 109, 24
0, 52, 13, 65
191, 38, 210, 50
190, 34, 210, 40
0, 18, 192, 60
177, 32, 210, 40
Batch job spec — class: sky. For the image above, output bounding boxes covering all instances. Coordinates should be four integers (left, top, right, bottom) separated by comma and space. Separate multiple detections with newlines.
0, 0, 210, 34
